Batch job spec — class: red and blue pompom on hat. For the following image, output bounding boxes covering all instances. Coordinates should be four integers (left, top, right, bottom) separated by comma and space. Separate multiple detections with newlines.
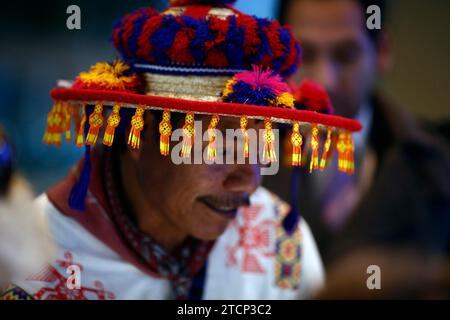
289, 79, 334, 115
112, 0, 300, 77
43, 0, 361, 232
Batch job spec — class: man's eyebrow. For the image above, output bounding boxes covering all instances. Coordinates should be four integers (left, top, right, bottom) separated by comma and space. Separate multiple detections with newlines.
299, 36, 362, 47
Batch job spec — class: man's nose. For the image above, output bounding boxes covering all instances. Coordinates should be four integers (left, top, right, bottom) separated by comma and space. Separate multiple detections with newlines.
222, 163, 261, 194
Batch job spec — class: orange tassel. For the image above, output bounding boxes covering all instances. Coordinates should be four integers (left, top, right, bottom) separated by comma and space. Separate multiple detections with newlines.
103, 104, 121, 147
128, 106, 145, 149
345, 132, 355, 174
181, 112, 195, 158
291, 121, 302, 166
71, 104, 81, 145
43, 101, 63, 146
159, 110, 172, 156
282, 132, 292, 168
319, 127, 332, 171
337, 132, 347, 173
76, 102, 87, 147
240, 115, 249, 158
309, 124, 319, 173
86, 102, 104, 146
207, 114, 220, 161
263, 118, 277, 163
62, 102, 72, 142
53, 102, 64, 145
42, 103, 55, 145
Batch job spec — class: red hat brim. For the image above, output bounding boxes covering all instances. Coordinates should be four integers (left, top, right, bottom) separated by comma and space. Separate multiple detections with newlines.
51, 88, 362, 132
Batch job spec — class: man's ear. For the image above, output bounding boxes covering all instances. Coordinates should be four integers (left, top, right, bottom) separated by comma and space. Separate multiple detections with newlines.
376, 29, 393, 74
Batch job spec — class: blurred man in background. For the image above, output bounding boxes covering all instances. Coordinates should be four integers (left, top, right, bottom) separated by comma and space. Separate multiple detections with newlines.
264, 0, 450, 267
0, 128, 53, 296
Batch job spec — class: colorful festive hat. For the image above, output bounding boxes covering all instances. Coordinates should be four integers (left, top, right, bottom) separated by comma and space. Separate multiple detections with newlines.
43, 0, 362, 223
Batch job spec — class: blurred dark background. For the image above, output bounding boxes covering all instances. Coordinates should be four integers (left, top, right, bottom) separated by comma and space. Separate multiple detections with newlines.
0, 0, 449, 194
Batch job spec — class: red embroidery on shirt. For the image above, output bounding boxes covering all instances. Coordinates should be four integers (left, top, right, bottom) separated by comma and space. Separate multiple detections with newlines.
27, 251, 115, 300
226, 204, 275, 273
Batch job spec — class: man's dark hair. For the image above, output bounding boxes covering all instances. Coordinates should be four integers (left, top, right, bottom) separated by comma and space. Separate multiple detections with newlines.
278, 0, 387, 43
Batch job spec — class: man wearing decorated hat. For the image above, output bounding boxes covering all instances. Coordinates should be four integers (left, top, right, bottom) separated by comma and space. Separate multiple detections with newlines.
1, 0, 361, 300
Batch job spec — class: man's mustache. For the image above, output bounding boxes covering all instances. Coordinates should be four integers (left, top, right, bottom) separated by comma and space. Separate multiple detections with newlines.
198, 193, 251, 209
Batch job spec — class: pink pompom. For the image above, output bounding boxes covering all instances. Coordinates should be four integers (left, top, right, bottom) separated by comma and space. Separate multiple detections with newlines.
235, 65, 290, 94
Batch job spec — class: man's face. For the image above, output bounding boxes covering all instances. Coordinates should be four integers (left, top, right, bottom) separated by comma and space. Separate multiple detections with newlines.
286, 0, 381, 118
127, 113, 263, 241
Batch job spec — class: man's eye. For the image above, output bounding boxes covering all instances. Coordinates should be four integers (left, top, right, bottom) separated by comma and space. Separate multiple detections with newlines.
332, 44, 362, 65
